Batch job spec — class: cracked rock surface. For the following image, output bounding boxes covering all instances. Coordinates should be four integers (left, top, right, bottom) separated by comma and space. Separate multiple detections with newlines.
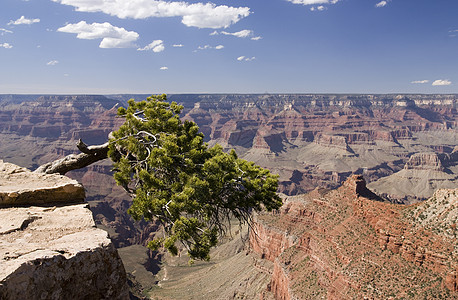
0, 160, 85, 206
0, 161, 128, 299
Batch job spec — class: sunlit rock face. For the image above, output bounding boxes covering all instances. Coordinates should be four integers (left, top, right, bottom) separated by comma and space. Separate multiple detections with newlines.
0, 161, 129, 300
250, 176, 458, 299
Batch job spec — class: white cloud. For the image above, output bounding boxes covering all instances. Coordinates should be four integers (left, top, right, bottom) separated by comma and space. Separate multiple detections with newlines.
432, 79, 452, 86
237, 56, 255, 61
0, 43, 13, 49
52, 0, 250, 29
47, 60, 59, 65
375, 1, 388, 8
137, 40, 164, 52
8, 16, 40, 26
160, 66, 168, 70
287, 0, 338, 6
311, 5, 326, 11
221, 29, 253, 38
197, 44, 224, 50
411, 80, 429, 84
57, 21, 139, 48
0, 28, 13, 35
172, 44, 183, 47
213, 29, 261, 40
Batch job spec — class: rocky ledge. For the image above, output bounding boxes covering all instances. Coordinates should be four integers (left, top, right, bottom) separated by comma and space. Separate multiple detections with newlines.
0, 160, 85, 206
0, 161, 128, 300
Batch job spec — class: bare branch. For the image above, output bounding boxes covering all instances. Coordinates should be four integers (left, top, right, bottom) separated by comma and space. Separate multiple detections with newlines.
34, 140, 109, 175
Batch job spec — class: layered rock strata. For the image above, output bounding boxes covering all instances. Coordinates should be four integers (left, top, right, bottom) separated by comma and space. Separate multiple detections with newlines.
369, 150, 458, 203
0, 161, 128, 300
0, 160, 85, 206
0, 93, 456, 248
251, 176, 458, 299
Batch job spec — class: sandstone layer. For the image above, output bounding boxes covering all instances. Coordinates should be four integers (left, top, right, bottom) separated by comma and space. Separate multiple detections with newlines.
0, 159, 85, 206
251, 176, 458, 299
0, 161, 129, 300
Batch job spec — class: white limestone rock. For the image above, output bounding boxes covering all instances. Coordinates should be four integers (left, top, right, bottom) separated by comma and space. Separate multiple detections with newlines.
0, 161, 129, 299
0, 160, 85, 206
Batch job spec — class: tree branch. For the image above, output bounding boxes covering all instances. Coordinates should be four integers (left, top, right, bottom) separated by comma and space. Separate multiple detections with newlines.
34, 140, 109, 175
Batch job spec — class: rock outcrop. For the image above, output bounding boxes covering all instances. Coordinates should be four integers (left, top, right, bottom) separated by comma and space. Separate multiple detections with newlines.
0, 160, 85, 206
404, 152, 445, 171
251, 176, 458, 299
0, 161, 129, 300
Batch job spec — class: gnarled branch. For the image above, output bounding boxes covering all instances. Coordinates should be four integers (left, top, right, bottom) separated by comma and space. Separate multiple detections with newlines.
34, 140, 109, 175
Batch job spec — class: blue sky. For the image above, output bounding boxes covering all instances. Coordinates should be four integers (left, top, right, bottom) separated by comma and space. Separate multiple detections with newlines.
0, 0, 457, 94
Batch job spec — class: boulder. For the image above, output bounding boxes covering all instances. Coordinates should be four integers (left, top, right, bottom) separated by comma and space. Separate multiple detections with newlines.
0, 160, 85, 206
0, 161, 128, 299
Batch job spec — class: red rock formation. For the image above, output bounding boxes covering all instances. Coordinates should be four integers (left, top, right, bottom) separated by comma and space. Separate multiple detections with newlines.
251, 176, 458, 299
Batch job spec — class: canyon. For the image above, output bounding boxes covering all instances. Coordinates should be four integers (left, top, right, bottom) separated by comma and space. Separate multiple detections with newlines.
0, 93, 456, 298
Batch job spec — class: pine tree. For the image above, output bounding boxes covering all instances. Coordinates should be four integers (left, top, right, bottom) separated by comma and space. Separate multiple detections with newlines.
108, 94, 282, 260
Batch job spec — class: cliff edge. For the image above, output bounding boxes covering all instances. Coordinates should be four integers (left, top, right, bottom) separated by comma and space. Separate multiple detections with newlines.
0, 160, 129, 300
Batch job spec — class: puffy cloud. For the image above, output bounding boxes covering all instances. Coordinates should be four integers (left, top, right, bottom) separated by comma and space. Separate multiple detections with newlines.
221, 29, 253, 38
8, 16, 40, 26
432, 79, 452, 86
375, 1, 388, 8
411, 80, 429, 84
287, 0, 338, 6
0, 28, 13, 35
52, 0, 250, 29
172, 44, 183, 47
160, 66, 168, 70
215, 45, 224, 50
57, 21, 139, 48
137, 40, 164, 52
237, 56, 255, 61
251, 36, 262, 41
47, 60, 59, 66
0, 43, 13, 49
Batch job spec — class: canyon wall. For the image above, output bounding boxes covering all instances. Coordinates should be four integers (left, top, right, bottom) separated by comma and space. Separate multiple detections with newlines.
0, 93, 456, 254
250, 176, 458, 299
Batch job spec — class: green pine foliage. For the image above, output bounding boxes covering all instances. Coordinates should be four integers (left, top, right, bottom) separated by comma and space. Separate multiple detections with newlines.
108, 94, 282, 260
